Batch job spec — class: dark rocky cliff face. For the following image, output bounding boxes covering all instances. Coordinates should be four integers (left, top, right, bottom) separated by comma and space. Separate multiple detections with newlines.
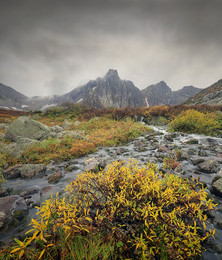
62, 69, 146, 108
142, 82, 202, 107
142, 81, 172, 106
0, 83, 27, 108
184, 79, 222, 105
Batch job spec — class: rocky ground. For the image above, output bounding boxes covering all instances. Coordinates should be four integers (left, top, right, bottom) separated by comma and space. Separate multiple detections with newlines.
0, 118, 222, 259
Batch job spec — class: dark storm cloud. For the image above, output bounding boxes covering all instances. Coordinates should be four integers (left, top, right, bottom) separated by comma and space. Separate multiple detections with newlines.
0, 0, 222, 96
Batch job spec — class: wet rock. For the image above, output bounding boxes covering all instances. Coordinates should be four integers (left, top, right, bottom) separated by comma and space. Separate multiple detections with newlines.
5, 116, 52, 141
146, 157, 158, 164
144, 132, 156, 140
198, 149, 208, 157
164, 135, 174, 142
48, 171, 62, 184
185, 138, 199, 144
207, 138, 219, 146
201, 251, 222, 260
65, 164, 80, 172
215, 146, 222, 154
0, 196, 28, 232
115, 148, 128, 155
3, 164, 23, 179
134, 140, 147, 152
211, 178, 222, 198
180, 150, 190, 161
166, 144, 176, 150
214, 214, 222, 229
20, 186, 40, 197
0, 190, 9, 197
205, 237, 222, 254
198, 160, 219, 173
188, 148, 196, 155
158, 145, 168, 152
20, 164, 46, 179
84, 157, 106, 172
191, 157, 205, 165
212, 169, 222, 183
11, 197, 28, 220
40, 185, 60, 201
46, 164, 56, 172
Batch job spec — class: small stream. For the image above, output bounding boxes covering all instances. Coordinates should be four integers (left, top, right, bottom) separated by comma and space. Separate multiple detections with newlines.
1, 125, 222, 259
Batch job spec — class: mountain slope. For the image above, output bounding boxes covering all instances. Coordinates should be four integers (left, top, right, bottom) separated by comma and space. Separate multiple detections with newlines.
142, 82, 201, 106
171, 86, 202, 105
142, 81, 172, 107
184, 79, 222, 105
0, 83, 27, 109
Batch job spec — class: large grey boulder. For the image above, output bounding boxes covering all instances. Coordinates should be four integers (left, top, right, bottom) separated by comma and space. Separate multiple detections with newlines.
16, 137, 39, 149
5, 116, 52, 141
40, 185, 60, 202
2, 143, 21, 158
2, 138, 40, 159
20, 164, 46, 179
48, 171, 62, 184
84, 157, 107, 172
3, 164, 46, 179
197, 160, 219, 173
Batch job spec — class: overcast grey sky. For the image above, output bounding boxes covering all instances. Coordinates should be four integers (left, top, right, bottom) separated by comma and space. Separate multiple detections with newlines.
0, 0, 222, 97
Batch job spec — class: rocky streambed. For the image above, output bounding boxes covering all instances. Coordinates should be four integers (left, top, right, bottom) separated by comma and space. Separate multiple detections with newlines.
1, 124, 222, 259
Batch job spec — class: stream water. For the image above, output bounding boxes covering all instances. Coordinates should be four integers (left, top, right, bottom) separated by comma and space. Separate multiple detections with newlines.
1, 125, 222, 259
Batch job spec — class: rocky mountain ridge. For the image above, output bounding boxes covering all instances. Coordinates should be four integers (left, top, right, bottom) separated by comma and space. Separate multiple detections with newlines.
142, 81, 202, 106
1, 70, 218, 110
184, 79, 222, 105
61, 69, 146, 108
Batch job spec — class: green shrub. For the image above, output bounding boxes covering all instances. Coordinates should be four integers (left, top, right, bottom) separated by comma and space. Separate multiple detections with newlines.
7, 160, 216, 259
169, 109, 220, 135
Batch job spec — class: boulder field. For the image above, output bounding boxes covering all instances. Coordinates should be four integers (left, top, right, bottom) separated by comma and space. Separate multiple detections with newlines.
0, 117, 222, 259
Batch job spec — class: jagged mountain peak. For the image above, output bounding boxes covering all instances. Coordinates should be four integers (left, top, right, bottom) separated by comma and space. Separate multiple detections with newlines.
104, 69, 120, 80
59, 70, 146, 108
158, 81, 168, 85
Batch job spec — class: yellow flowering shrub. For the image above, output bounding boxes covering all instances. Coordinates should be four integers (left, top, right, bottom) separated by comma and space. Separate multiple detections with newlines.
169, 109, 220, 135
7, 160, 216, 260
